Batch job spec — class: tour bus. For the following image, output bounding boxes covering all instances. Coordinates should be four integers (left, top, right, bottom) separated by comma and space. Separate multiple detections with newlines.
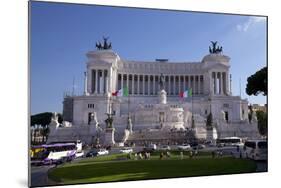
243, 140, 267, 160
31, 140, 83, 165
48, 140, 84, 158
217, 137, 244, 147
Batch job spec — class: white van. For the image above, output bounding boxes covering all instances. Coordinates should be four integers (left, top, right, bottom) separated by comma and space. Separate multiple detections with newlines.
243, 140, 267, 160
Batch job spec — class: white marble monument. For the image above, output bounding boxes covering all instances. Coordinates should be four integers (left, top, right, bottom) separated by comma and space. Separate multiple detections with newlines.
47, 40, 260, 145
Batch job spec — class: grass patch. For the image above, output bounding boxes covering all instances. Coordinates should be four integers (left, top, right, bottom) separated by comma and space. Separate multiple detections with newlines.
49, 156, 256, 185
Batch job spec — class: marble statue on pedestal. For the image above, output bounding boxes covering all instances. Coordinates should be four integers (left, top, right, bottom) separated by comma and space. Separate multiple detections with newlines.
49, 112, 60, 128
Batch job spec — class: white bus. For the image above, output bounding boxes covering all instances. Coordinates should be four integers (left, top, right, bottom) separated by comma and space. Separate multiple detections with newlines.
31, 140, 83, 165
217, 137, 243, 147
243, 140, 267, 160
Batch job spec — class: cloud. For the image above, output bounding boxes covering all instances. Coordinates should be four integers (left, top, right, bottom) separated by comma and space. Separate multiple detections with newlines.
236, 16, 266, 32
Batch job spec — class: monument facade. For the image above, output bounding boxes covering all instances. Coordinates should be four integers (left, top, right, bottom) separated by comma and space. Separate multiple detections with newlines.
47, 40, 260, 145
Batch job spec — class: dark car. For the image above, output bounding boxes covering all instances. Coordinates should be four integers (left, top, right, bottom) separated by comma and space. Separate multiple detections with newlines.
190, 142, 198, 149
143, 144, 157, 152
86, 150, 98, 157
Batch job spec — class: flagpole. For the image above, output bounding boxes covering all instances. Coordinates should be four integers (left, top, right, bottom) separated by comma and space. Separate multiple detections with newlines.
191, 89, 194, 129
128, 88, 130, 118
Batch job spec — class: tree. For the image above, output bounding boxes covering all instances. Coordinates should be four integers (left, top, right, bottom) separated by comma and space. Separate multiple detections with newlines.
246, 67, 267, 96
57, 113, 63, 124
256, 110, 267, 136
30, 112, 63, 143
31, 112, 53, 126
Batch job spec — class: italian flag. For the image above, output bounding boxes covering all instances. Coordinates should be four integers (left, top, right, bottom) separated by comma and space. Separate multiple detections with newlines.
112, 87, 129, 97
179, 89, 192, 98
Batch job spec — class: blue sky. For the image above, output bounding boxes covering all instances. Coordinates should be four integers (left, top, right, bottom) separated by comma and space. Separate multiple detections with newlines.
30, 1, 267, 115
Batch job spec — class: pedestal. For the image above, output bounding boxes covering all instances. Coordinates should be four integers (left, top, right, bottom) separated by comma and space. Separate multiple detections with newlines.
206, 127, 218, 144
104, 128, 115, 146
159, 89, 167, 104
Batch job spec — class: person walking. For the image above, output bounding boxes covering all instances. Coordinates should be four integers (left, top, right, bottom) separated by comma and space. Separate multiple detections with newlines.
180, 151, 183, 160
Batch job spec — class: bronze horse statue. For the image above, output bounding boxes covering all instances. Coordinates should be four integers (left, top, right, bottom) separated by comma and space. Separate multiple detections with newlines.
95, 37, 112, 50
209, 41, 223, 54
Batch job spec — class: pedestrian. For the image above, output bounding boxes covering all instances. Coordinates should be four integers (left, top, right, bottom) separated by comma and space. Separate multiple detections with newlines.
160, 152, 164, 160
144, 152, 148, 159
194, 149, 198, 157
180, 151, 183, 160
127, 153, 131, 160
189, 150, 193, 158
212, 151, 215, 158
236, 145, 240, 152
147, 152, 150, 159
166, 151, 171, 158
138, 152, 143, 160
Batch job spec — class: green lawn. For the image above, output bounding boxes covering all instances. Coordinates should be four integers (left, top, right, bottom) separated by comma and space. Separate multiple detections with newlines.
48, 153, 256, 185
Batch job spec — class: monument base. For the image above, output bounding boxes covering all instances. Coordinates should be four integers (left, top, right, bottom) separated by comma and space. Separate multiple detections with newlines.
104, 128, 115, 146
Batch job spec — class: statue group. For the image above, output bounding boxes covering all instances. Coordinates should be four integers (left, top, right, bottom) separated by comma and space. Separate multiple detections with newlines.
104, 113, 114, 129
96, 37, 112, 50
209, 41, 223, 54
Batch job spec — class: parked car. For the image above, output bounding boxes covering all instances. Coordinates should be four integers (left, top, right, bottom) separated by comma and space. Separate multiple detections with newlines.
97, 149, 109, 156
217, 143, 225, 148
120, 147, 133, 153
85, 149, 98, 157
197, 144, 206, 149
158, 145, 171, 151
177, 144, 191, 150
75, 151, 84, 158
86, 148, 109, 157
143, 144, 157, 152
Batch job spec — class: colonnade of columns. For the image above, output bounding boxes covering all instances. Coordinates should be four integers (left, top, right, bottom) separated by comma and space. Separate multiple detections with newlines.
90, 69, 109, 94
117, 74, 204, 96
212, 72, 228, 95
89, 70, 229, 96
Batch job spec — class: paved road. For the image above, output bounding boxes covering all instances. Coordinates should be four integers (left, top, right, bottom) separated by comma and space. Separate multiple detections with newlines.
256, 161, 268, 172
31, 165, 56, 187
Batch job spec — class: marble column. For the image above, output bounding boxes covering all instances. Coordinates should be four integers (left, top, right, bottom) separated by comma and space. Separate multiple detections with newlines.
143, 75, 145, 95
214, 72, 217, 95
153, 75, 156, 95
209, 72, 213, 95
148, 75, 150, 95
137, 75, 140, 95
104, 70, 108, 94
225, 72, 229, 95
132, 74, 135, 95
166, 75, 168, 95
101, 70, 105, 94
173, 75, 176, 95
121, 74, 124, 90
191, 75, 194, 94
194, 75, 197, 94
94, 69, 98, 94
183, 75, 186, 91
178, 76, 181, 94
188, 76, 191, 92
198, 75, 201, 94
220, 72, 223, 95
108, 68, 112, 93
90, 69, 94, 94
126, 74, 129, 93
95, 69, 98, 94
84, 71, 88, 95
